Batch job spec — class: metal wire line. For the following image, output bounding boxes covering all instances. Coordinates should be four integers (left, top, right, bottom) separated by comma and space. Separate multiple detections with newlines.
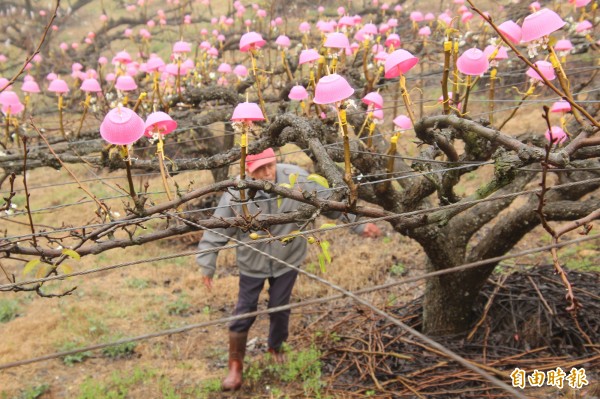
1, 230, 597, 373
3, 174, 600, 288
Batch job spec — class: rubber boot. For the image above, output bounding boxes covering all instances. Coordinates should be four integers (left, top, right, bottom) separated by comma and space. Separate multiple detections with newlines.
222, 331, 248, 391
267, 346, 286, 365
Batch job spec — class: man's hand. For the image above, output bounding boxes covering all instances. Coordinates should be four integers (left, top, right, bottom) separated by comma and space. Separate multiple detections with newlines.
203, 276, 213, 291
362, 223, 382, 238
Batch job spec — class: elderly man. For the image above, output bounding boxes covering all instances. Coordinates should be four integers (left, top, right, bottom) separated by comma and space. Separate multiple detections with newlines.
196, 148, 380, 391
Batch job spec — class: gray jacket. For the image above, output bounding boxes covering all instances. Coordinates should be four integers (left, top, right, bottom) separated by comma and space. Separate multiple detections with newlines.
196, 163, 364, 278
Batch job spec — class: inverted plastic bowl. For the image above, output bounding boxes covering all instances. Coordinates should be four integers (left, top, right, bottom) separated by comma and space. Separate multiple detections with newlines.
173, 41, 192, 53
545, 126, 567, 144
146, 56, 165, 72
80, 78, 102, 93
299, 21, 311, 33
550, 100, 571, 113
112, 50, 132, 64
144, 111, 178, 137
521, 8, 565, 42
231, 102, 265, 122
410, 11, 424, 22
288, 85, 309, 101
2, 102, 24, 115
299, 49, 320, 65
165, 63, 188, 76
313, 74, 354, 104
418, 26, 431, 37
21, 80, 41, 93
48, 78, 69, 94
338, 16, 355, 28
100, 107, 145, 145
233, 64, 248, 77
239, 31, 266, 52
498, 20, 522, 44
0, 91, 20, 106
526, 60, 556, 81
385, 33, 401, 48
384, 49, 419, 78
457, 48, 490, 76
362, 23, 378, 36
372, 109, 384, 120
374, 51, 388, 63
324, 32, 350, 50
115, 75, 138, 91
362, 92, 384, 109
575, 20, 593, 33
275, 35, 291, 48
217, 63, 232, 74
393, 115, 412, 129
554, 39, 573, 52
483, 45, 509, 60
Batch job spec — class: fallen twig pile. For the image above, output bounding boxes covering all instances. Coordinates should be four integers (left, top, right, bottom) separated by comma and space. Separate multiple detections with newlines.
307, 267, 600, 398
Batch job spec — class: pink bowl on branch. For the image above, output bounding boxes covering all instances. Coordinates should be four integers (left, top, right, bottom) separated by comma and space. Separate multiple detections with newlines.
100, 106, 145, 145
385, 33, 401, 48
146, 56, 166, 72
173, 41, 192, 53
526, 60, 556, 81
362, 23, 378, 36
554, 39, 573, 52
372, 108, 384, 120
231, 102, 265, 122
483, 45, 509, 60
575, 20, 593, 34
313, 74, 354, 104
545, 126, 567, 144
299, 49, 321, 65
115, 75, 138, 91
275, 35, 291, 48
239, 31, 266, 52
373, 51, 388, 63
2, 102, 24, 115
299, 21, 311, 33
550, 100, 571, 113
384, 49, 419, 78
393, 115, 412, 130
457, 48, 490, 75
22, 79, 41, 93
497, 20, 522, 44
112, 50, 132, 64
521, 8, 565, 42
233, 65, 248, 78
418, 26, 431, 37
80, 78, 103, 93
0, 91, 21, 107
362, 92, 384, 109
48, 78, 69, 94
288, 85, 309, 101
324, 32, 350, 50
144, 111, 178, 136
218, 63, 232, 74
410, 11, 424, 22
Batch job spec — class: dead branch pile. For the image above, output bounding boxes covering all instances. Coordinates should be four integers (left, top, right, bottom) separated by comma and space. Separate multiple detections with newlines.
308, 267, 600, 398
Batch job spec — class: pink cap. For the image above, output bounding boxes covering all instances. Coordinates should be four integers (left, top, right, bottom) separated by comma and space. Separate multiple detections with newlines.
324, 32, 350, 49
526, 60, 556, 81
217, 63, 232, 74
545, 126, 567, 144
246, 148, 276, 173
0, 91, 21, 106
275, 35, 291, 48
554, 39, 573, 52
231, 102, 265, 122
483, 45, 509, 60
115, 75, 138, 91
299, 49, 320, 65
48, 78, 69, 94
362, 23, 378, 36
100, 106, 145, 145
418, 26, 431, 37
146, 56, 166, 72
233, 64, 248, 78
239, 31, 266, 52
521, 8, 565, 42
173, 40, 192, 53
288, 85, 309, 101
112, 50, 132, 64
550, 100, 571, 113
457, 48, 490, 76
2, 102, 24, 115
575, 20, 592, 33
393, 115, 412, 129
385, 34, 401, 48
299, 21, 311, 33
144, 111, 178, 136
497, 20, 522, 44
362, 92, 384, 109
384, 49, 419, 78
80, 78, 102, 92
410, 11, 424, 22
22, 80, 41, 93
313, 74, 354, 104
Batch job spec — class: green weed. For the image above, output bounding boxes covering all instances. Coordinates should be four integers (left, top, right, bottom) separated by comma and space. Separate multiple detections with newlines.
17, 384, 49, 399
0, 299, 19, 323
126, 277, 150, 289
390, 263, 406, 276
77, 367, 153, 399
101, 338, 137, 359
167, 295, 191, 316
59, 341, 92, 366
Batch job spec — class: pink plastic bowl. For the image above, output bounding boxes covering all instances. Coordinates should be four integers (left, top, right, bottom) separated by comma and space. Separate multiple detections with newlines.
526, 60, 556, 81
115, 75, 138, 91
393, 115, 412, 130
173, 41, 192, 53
48, 78, 69, 94
112, 50, 132, 64
146, 56, 165, 72
239, 31, 266, 52
362, 92, 384, 109
385, 34, 401, 48
338, 16, 355, 29
144, 111, 178, 137
100, 106, 145, 145
218, 63, 232, 74
313, 74, 354, 104
21, 80, 41, 93
457, 48, 490, 76
372, 109, 384, 120
275, 35, 291, 48
324, 32, 350, 50
0, 91, 20, 106
545, 126, 567, 144
521, 8, 566, 42
374, 51, 388, 63
233, 64, 248, 77
362, 23, 378, 36
80, 78, 102, 93
2, 102, 24, 115
384, 49, 419, 78
554, 39, 573, 52
231, 102, 265, 122
497, 20, 522, 44
299, 21, 311, 33
418, 26, 431, 37
410, 11, 424, 22
299, 49, 321, 65
575, 20, 593, 33
550, 100, 571, 113
288, 85, 309, 101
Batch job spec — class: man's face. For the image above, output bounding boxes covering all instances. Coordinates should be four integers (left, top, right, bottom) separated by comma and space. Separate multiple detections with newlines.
249, 161, 276, 182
